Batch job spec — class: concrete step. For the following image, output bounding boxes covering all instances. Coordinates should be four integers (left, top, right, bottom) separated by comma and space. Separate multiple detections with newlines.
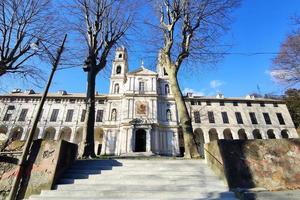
40, 190, 236, 199
86, 174, 222, 181
58, 177, 228, 186
29, 195, 237, 200
28, 159, 236, 200
66, 168, 214, 176
54, 184, 228, 191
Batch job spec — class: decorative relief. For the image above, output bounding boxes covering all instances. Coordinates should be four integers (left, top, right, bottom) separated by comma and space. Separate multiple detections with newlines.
136, 101, 147, 115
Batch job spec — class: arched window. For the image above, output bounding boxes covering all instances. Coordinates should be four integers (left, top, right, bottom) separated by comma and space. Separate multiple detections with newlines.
118, 53, 122, 58
116, 65, 122, 74
114, 83, 119, 94
166, 109, 172, 121
163, 68, 168, 75
111, 109, 117, 121
165, 84, 170, 94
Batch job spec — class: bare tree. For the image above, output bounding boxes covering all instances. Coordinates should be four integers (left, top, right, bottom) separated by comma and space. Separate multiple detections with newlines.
70, 0, 135, 158
0, 0, 60, 81
271, 30, 300, 85
153, 0, 239, 158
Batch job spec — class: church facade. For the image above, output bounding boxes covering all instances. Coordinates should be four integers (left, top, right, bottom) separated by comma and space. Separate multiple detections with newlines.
0, 47, 298, 156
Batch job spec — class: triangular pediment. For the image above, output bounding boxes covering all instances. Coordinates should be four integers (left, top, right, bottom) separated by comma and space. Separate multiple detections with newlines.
128, 67, 157, 75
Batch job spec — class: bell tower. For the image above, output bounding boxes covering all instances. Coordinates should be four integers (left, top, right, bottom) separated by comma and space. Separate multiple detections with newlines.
157, 50, 168, 79
109, 47, 128, 94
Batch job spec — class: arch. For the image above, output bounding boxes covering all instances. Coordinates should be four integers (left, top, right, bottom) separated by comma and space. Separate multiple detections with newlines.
94, 127, 104, 155
194, 128, 205, 156
267, 129, 276, 139
24, 128, 40, 140
281, 129, 289, 138
166, 109, 172, 121
114, 83, 119, 94
111, 109, 117, 121
208, 128, 218, 142
44, 127, 56, 140
134, 129, 146, 152
116, 65, 122, 74
0, 125, 8, 135
238, 129, 248, 140
253, 129, 262, 139
33, 128, 40, 140
59, 126, 72, 142
75, 127, 83, 144
223, 128, 233, 140
118, 53, 122, 58
10, 126, 24, 141
165, 84, 170, 94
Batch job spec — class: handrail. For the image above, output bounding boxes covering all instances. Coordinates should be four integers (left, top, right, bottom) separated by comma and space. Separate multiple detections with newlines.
204, 148, 223, 166
0, 151, 23, 155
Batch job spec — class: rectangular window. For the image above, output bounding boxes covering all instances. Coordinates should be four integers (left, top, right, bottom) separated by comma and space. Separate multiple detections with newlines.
98, 100, 105, 104
197, 101, 201, 105
249, 112, 258, 124
139, 82, 145, 93
206, 101, 211, 106
276, 113, 285, 125
65, 109, 74, 122
3, 105, 15, 121
260, 102, 265, 107
220, 101, 225, 106
246, 102, 252, 107
222, 112, 229, 124
233, 102, 238, 106
191, 101, 195, 105
81, 109, 86, 122
235, 112, 243, 124
50, 109, 59, 122
96, 110, 104, 122
208, 111, 215, 123
273, 103, 278, 107
263, 113, 272, 125
18, 109, 28, 121
69, 99, 76, 104
194, 111, 201, 123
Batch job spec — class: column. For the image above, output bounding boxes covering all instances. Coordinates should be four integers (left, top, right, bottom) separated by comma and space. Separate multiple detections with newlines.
100, 130, 108, 155
128, 128, 134, 152
146, 129, 151, 152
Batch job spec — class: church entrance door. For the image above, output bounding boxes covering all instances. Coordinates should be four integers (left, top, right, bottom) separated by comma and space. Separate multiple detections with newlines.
135, 129, 146, 152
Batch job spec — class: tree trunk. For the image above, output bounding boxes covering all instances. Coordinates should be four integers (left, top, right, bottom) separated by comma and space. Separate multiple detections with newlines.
167, 67, 200, 158
80, 70, 97, 158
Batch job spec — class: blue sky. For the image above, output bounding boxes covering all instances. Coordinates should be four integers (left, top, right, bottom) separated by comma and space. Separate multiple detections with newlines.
1, 0, 300, 97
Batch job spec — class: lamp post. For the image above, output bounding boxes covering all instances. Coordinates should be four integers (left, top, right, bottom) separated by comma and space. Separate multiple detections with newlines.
7, 34, 67, 200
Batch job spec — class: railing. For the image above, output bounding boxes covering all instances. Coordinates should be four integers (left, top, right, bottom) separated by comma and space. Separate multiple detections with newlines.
0, 151, 23, 155
204, 147, 223, 166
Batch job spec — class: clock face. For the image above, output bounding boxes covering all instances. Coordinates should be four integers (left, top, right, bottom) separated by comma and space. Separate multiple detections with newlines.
136, 101, 147, 115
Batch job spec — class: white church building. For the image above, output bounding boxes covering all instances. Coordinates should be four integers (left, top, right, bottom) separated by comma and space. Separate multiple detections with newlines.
0, 47, 298, 156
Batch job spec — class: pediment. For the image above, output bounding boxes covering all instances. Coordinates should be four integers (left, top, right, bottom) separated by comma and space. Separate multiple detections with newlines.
128, 67, 157, 76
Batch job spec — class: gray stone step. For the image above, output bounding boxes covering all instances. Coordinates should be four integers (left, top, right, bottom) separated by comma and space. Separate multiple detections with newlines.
58, 177, 228, 186
28, 159, 236, 200
40, 190, 236, 199
55, 184, 228, 191
29, 196, 237, 200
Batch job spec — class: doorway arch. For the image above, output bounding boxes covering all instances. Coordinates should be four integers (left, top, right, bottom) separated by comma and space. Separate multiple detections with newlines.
135, 129, 146, 152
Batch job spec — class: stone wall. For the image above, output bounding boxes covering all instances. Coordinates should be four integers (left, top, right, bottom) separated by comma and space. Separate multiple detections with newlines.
0, 139, 77, 199
205, 139, 300, 191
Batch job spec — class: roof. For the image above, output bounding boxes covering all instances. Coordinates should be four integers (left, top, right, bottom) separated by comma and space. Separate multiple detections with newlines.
127, 66, 157, 76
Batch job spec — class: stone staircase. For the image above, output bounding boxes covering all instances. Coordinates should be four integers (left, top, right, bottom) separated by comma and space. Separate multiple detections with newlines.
28, 159, 237, 200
